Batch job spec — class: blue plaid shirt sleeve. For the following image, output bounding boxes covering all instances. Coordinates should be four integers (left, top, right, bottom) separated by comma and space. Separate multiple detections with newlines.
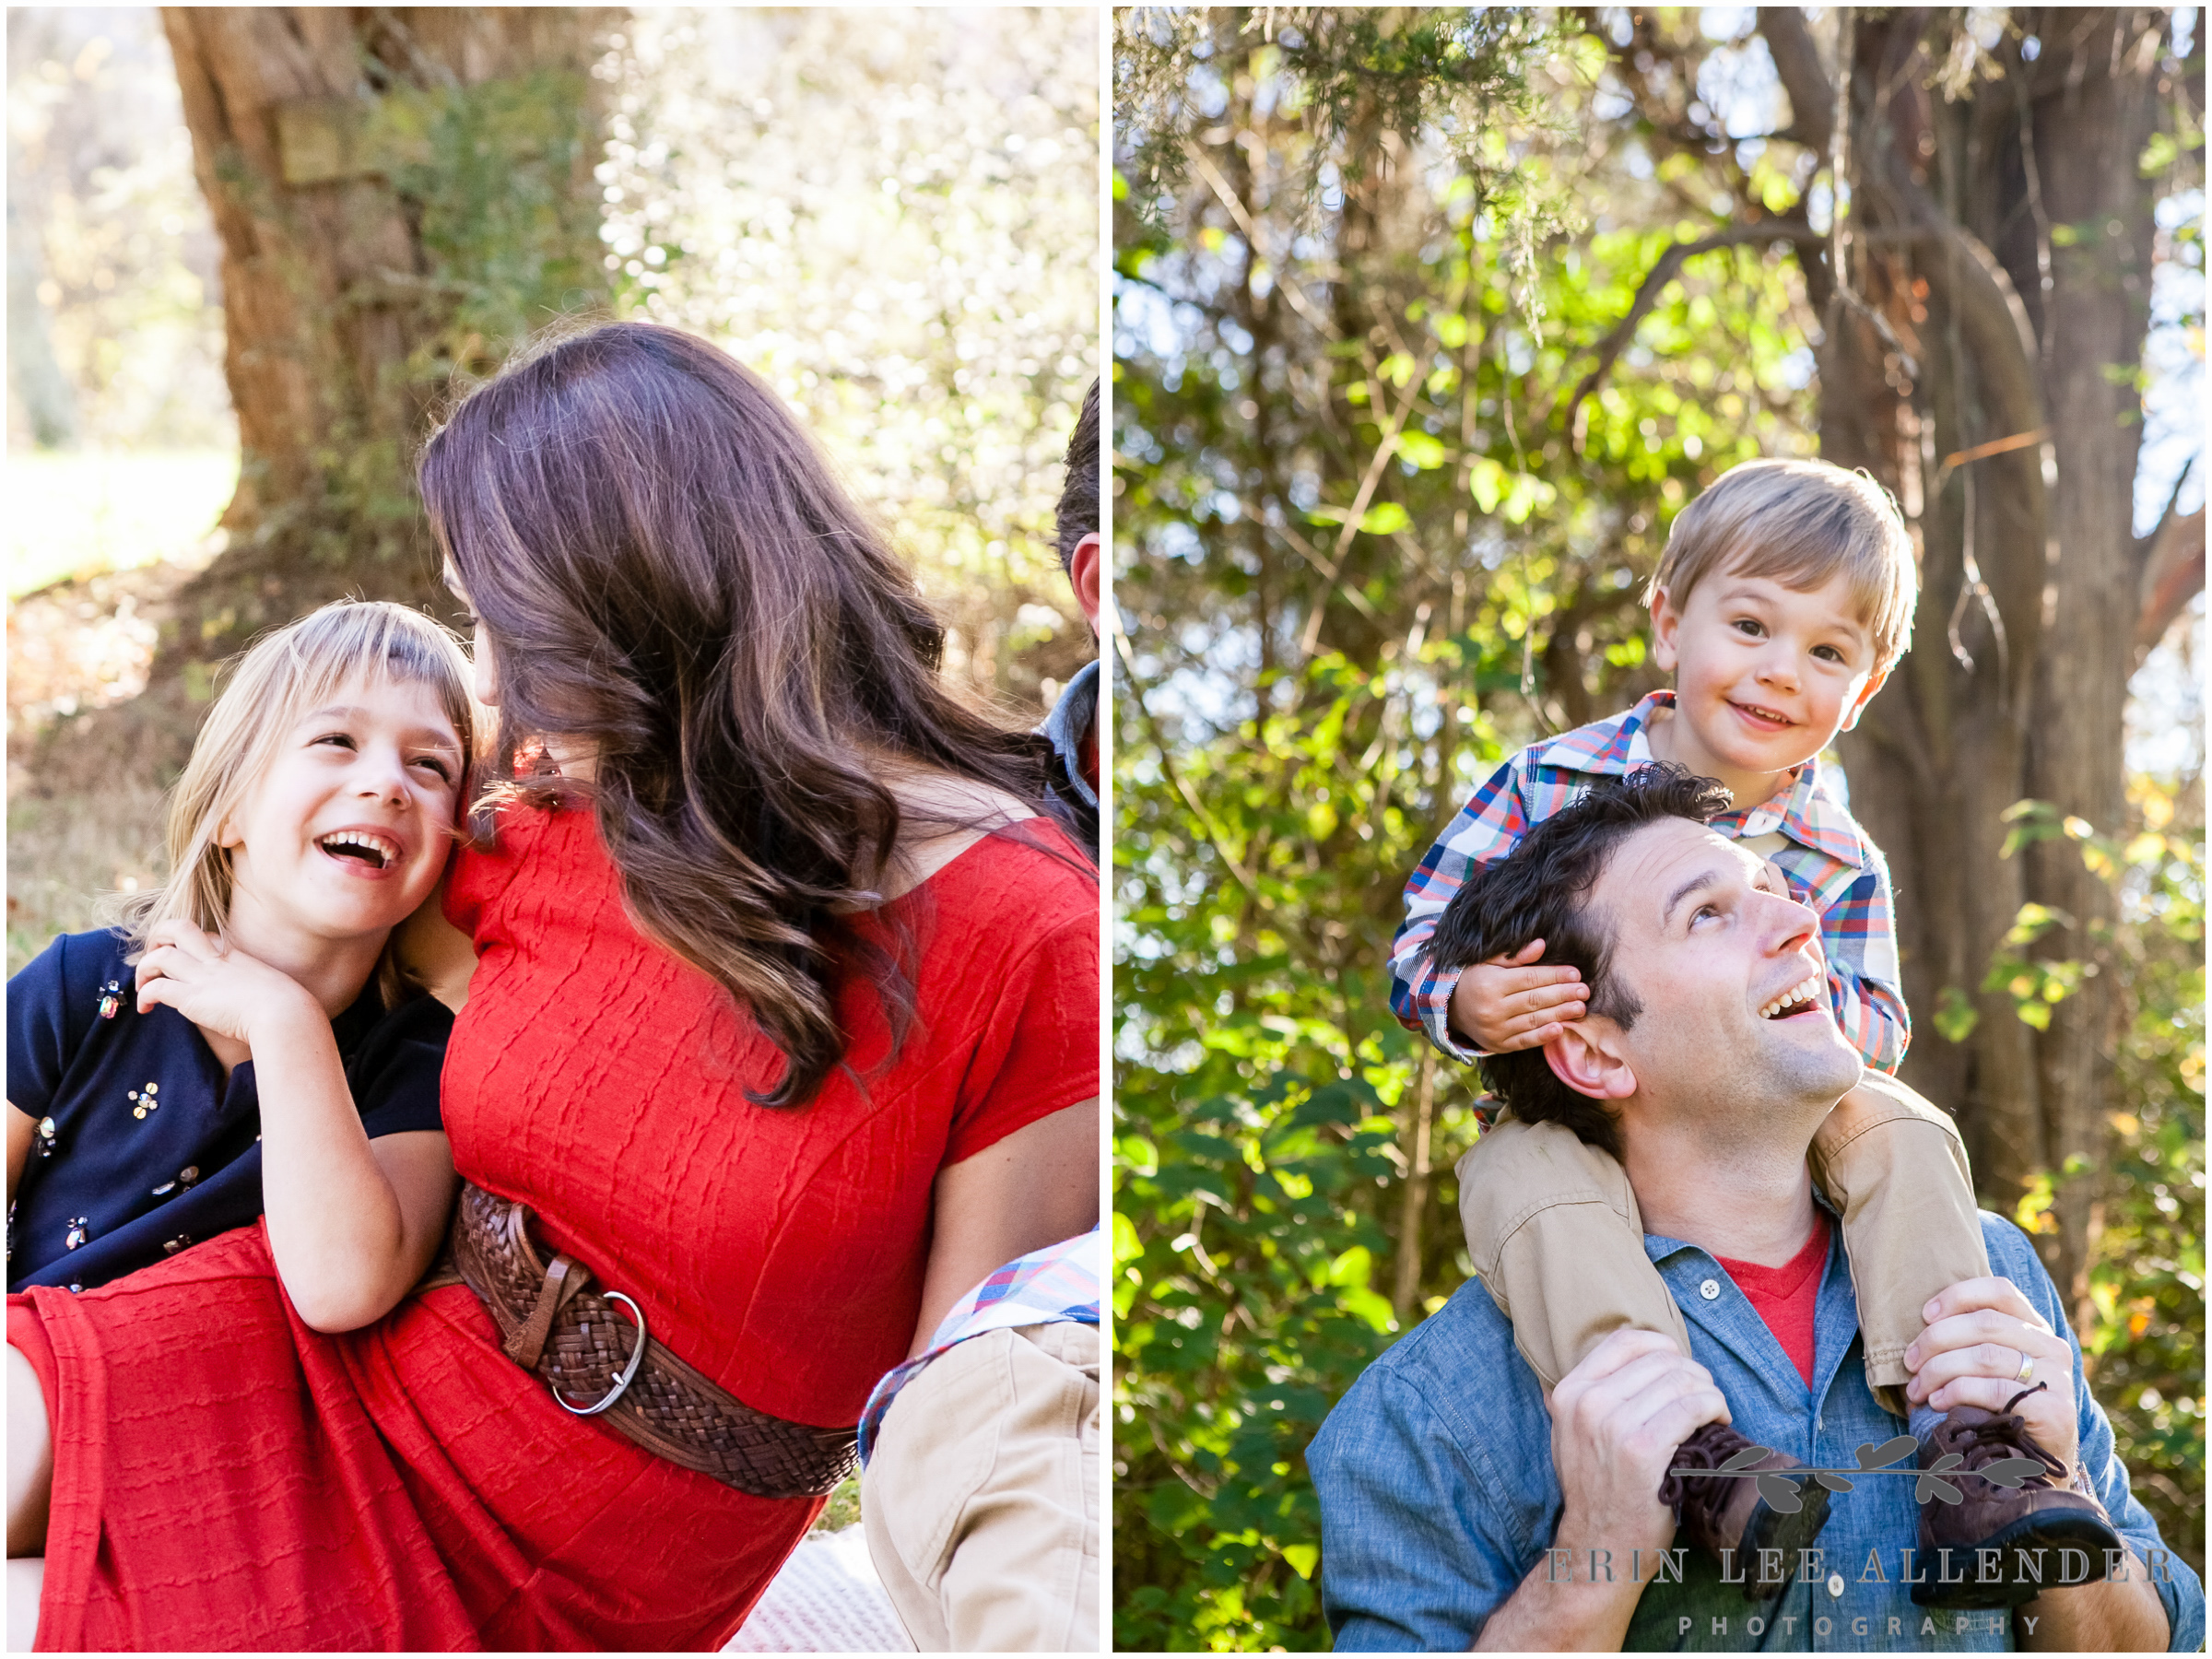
1389, 754, 1535, 1063
1809, 845, 1911, 1074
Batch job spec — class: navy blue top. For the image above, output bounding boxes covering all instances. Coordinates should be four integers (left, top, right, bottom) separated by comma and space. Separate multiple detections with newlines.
7, 928, 451, 1293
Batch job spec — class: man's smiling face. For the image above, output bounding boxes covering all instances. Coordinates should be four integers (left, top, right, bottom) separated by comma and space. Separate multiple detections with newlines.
1579, 816, 1864, 1131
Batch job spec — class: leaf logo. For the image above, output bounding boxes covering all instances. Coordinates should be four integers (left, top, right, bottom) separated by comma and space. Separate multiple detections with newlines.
1755, 1471, 1804, 1512
1976, 1456, 2047, 1489
1856, 1434, 1919, 1469
1915, 1452, 1967, 1506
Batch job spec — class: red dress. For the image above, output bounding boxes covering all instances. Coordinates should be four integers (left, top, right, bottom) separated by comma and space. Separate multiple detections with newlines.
9, 806, 1098, 1651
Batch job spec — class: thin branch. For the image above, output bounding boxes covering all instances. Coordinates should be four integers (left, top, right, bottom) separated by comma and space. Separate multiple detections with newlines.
1246, 501, 1382, 624
1300, 368, 1421, 658
1931, 427, 2052, 496
1182, 140, 1339, 342
1110, 615, 1260, 894
2136, 509, 2206, 659
1563, 219, 1826, 442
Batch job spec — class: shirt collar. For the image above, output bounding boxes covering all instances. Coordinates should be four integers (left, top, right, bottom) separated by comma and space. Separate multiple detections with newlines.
1534, 690, 1866, 869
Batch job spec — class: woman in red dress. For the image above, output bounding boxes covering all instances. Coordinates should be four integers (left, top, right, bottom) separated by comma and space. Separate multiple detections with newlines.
6, 323, 1100, 1651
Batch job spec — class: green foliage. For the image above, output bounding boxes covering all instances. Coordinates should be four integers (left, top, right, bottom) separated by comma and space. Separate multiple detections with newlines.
1117, 8, 1569, 231
1112, 16, 1828, 1648
300, 70, 607, 564
1113, 10, 2205, 1645
2078, 775, 2206, 1575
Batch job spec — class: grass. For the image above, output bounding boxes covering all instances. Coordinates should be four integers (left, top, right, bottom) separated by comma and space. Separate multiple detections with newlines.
6, 449, 237, 598
8, 450, 235, 972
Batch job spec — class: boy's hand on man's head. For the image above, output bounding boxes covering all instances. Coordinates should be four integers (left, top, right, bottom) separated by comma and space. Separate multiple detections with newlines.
1448, 939, 1588, 1052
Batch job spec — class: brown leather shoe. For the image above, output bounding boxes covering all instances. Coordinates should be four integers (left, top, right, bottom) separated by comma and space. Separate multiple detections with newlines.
1912, 1387, 2122, 1608
1661, 1421, 1831, 1600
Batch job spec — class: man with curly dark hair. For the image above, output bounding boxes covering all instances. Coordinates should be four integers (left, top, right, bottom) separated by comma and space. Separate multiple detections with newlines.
1310, 765, 2198, 1652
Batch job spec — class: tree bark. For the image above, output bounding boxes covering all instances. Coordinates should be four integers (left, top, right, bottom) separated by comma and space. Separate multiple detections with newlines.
1763, 8, 2182, 1306
155, 6, 615, 662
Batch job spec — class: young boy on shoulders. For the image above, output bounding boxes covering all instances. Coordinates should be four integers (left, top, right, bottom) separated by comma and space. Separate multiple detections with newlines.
1392, 459, 2117, 1606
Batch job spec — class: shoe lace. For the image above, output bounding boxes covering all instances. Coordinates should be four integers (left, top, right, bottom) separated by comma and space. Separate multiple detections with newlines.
1659, 1420, 1747, 1517
1947, 1382, 2066, 1485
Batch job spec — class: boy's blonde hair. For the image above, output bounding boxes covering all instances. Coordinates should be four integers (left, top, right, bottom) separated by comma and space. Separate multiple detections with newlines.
116, 601, 478, 1006
1643, 458, 1919, 669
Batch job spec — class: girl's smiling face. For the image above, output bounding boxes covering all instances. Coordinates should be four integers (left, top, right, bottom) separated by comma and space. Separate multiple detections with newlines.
218, 674, 465, 950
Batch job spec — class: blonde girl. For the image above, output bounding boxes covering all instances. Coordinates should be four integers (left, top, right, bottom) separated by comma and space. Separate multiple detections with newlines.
6, 600, 475, 1333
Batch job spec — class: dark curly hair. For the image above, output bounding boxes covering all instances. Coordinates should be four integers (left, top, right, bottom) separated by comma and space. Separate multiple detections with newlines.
1055, 380, 1099, 571
1430, 762, 1734, 1156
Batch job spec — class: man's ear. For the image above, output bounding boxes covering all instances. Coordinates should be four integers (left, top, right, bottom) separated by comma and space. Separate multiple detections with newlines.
1069, 533, 1101, 636
1544, 1019, 1638, 1101
1837, 661, 1891, 734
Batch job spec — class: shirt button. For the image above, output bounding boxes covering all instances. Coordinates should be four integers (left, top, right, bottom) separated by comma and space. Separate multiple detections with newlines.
1827, 1572, 1845, 1598
1700, 1278, 1721, 1300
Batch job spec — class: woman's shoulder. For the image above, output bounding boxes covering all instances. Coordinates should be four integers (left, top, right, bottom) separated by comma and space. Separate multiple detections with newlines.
448, 799, 596, 929
928, 823, 1098, 933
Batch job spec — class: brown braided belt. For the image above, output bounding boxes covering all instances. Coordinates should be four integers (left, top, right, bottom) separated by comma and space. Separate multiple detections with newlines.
419, 1180, 858, 1500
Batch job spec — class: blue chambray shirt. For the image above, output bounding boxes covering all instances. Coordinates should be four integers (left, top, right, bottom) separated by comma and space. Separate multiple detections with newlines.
1310, 1212, 2203, 1652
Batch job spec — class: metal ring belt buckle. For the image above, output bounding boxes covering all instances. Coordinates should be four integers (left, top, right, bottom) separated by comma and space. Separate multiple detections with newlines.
553, 1290, 649, 1418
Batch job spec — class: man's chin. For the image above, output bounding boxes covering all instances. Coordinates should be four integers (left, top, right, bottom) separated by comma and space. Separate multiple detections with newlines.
1760, 1018, 1864, 1103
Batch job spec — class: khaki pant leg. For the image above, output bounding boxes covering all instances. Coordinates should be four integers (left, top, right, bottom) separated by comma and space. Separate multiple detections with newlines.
1455, 1115, 1692, 1391
860, 1323, 1100, 1653
1809, 1074, 1990, 1408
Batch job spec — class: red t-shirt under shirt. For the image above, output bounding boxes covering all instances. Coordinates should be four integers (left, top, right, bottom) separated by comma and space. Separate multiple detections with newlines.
1713, 1213, 1831, 1387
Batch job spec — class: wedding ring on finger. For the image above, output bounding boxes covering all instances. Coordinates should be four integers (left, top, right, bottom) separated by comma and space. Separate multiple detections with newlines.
2015, 1350, 2035, 1385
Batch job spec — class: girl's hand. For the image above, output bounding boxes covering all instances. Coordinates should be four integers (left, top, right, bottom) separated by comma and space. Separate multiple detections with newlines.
1448, 940, 1587, 1053
134, 920, 318, 1049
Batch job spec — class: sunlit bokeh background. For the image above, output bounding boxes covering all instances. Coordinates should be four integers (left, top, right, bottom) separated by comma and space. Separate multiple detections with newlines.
7, 5, 1100, 968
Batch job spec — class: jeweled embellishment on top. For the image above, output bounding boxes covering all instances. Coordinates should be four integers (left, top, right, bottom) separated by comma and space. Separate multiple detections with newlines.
151, 1165, 201, 1198
162, 1234, 192, 1254
129, 1080, 159, 1119
35, 1117, 56, 1158
98, 980, 123, 1018
64, 1217, 90, 1250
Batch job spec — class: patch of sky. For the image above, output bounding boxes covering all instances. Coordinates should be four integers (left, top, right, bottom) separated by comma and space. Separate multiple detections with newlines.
2126, 598, 2205, 778
1315, 156, 1347, 213
1623, 140, 1653, 182
1187, 62, 1230, 119
2175, 8, 2197, 59
1697, 33, 1785, 140
1963, 8, 2006, 51
1806, 180, 1833, 236
1115, 279, 1187, 363
1699, 6, 1757, 41
1775, 346, 1817, 390
1155, 519, 1204, 565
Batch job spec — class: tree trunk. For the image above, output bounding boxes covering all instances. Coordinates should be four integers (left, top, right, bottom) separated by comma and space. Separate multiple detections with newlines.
155, 6, 616, 670
1764, 8, 2183, 1306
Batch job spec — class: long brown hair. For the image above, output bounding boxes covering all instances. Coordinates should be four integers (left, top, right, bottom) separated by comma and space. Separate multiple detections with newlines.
418, 322, 1073, 1107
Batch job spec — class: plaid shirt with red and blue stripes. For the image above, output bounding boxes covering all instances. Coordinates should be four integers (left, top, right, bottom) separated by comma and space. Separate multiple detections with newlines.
1391, 690, 1909, 1073
857, 1228, 1100, 1465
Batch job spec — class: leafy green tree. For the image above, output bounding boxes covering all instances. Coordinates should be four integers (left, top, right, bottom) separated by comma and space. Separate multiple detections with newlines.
1113, 8, 2202, 1648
